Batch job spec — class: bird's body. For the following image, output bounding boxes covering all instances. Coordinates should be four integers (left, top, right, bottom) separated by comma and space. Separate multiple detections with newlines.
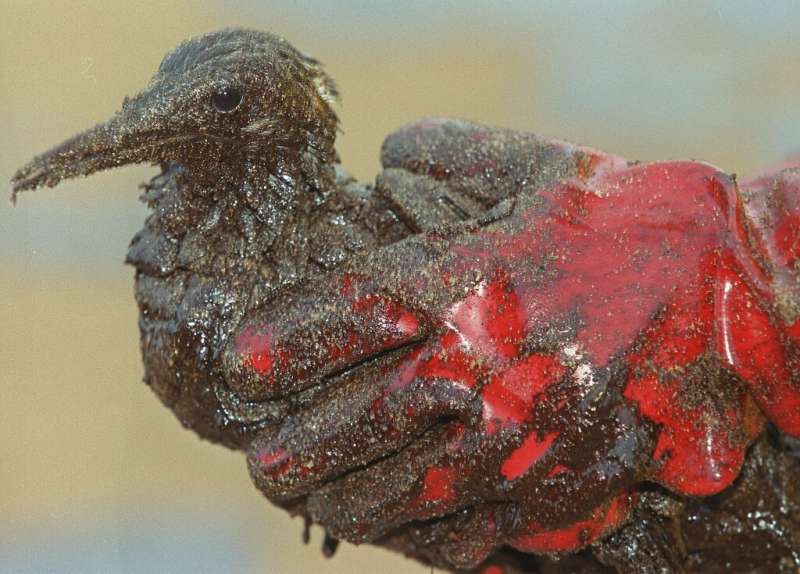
12, 28, 800, 574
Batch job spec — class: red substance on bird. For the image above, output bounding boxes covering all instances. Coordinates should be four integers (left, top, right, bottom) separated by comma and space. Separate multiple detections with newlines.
501, 430, 559, 480
511, 491, 635, 553
240, 127, 799, 563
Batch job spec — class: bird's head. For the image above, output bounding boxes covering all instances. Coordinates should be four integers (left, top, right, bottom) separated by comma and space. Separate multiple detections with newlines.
11, 28, 339, 198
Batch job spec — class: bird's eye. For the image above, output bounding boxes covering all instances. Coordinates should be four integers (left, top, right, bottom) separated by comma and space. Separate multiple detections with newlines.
212, 87, 243, 113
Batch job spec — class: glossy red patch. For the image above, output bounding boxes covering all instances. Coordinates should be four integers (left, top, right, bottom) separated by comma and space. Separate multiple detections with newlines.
258, 447, 287, 467
417, 466, 457, 503
351, 293, 421, 339
255, 447, 296, 478
774, 213, 800, 267
623, 253, 763, 495
482, 354, 565, 433
501, 430, 558, 480
511, 492, 633, 552
546, 464, 571, 478
447, 270, 525, 361
717, 263, 800, 436
418, 339, 477, 389
235, 326, 275, 377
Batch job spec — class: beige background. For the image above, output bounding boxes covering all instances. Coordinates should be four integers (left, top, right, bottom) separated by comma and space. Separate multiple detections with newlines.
2, 1, 800, 572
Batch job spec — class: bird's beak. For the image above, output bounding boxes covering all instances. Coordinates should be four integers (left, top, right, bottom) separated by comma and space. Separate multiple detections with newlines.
10, 87, 190, 203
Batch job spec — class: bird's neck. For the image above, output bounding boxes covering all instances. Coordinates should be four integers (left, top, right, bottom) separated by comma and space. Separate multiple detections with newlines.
130, 143, 339, 289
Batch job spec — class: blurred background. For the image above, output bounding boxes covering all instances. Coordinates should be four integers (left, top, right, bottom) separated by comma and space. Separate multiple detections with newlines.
2, 1, 800, 572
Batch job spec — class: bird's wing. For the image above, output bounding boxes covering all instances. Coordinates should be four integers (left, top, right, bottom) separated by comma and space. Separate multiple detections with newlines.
376, 118, 586, 231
